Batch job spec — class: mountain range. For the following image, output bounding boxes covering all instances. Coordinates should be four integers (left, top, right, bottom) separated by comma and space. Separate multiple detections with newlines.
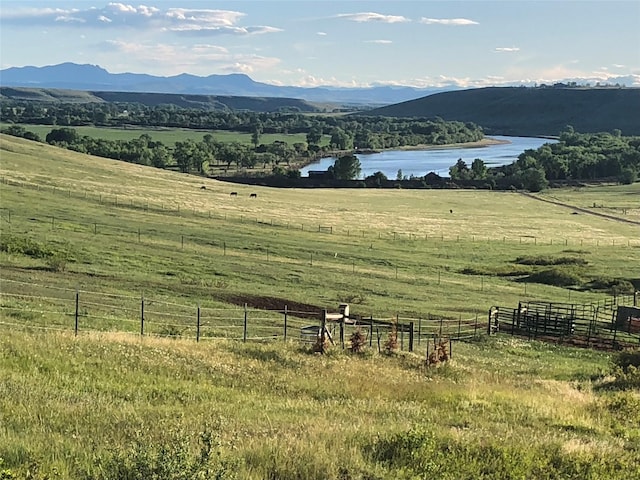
0, 63, 455, 106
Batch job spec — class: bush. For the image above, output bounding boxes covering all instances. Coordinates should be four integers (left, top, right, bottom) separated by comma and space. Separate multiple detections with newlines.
586, 277, 635, 295
515, 255, 587, 266
86, 428, 239, 480
349, 328, 367, 354
383, 322, 399, 355
525, 267, 584, 287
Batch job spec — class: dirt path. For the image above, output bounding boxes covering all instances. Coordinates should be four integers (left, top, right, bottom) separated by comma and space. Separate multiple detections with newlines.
520, 192, 640, 226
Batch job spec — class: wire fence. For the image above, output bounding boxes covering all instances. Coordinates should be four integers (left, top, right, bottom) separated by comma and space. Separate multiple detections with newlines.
1, 176, 639, 247
0, 278, 483, 353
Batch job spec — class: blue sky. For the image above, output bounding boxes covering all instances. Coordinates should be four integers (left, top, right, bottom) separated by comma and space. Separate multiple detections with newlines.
1, 1, 639, 88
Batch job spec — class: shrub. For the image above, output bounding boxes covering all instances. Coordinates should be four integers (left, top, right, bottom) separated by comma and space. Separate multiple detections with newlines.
349, 328, 367, 354
383, 322, 399, 355
426, 340, 450, 366
86, 428, 239, 480
525, 267, 584, 287
586, 277, 635, 295
515, 255, 587, 266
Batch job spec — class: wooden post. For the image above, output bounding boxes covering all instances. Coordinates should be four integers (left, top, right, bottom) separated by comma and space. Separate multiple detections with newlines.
74, 290, 79, 336
457, 315, 462, 339
339, 321, 344, 349
284, 305, 288, 341
181, 235, 184, 249
140, 295, 145, 336
409, 321, 414, 352
418, 318, 422, 345
196, 304, 201, 342
243, 303, 248, 342
369, 316, 374, 346
94, 223, 97, 234
138, 228, 140, 243
321, 309, 327, 346
439, 316, 444, 338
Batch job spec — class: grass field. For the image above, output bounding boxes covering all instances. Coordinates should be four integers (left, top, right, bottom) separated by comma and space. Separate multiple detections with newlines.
0, 122, 331, 147
1, 133, 639, 478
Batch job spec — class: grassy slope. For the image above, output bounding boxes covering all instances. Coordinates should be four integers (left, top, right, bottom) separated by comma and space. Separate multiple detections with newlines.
1, 134, 639, 477
0, 87, 327, 112
366, 87, 640, 136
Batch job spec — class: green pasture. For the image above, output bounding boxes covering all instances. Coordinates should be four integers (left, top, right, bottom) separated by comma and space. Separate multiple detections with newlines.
0, 122, 330, 147
1, 330, 639, 479
1, 133, 639, 321
1, 133, 639, 478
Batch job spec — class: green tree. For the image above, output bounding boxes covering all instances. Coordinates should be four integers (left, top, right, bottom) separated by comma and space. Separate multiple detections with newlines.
330, 154, 361, 180
470, 158, 487, 179
449, 158, 470, 180
365, 171, 388, 187
306, 126, 323, 146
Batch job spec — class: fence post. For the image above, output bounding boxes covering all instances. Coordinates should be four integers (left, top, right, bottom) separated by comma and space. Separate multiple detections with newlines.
418, 318, 422, 345
457, 315, 462, 340
75, 289, 79, 336
321, 309, 327, 346
439, 316, 444, 338
196, 304, 201, 342
140, 294, 145, 336
243, 303, 248, 342
283, 305, 288, 341
409, 321, 414, 352
369, 316, 374, 346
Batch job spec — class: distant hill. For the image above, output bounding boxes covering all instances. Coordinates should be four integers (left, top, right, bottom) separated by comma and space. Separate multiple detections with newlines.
0, 86, 332, 113
365, 86, 640, 136
0, 62, 451, 106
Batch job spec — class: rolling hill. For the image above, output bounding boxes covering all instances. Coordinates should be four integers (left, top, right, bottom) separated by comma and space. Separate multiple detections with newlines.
0, 86, 329, 113
364, 86, 640, 136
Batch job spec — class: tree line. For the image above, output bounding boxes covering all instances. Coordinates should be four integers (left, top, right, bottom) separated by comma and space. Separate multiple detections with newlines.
448, 128, 639, 191
1, 101, 483, 175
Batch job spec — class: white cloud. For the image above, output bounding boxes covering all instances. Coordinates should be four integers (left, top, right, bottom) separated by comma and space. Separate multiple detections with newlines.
103, 40, 279, 76
495, 47, 520, 53
420, 17, 478, 26
0, 5, 280, 36
317, 31, 327, 36
365, 39, 392, 44
337, 12, 410, 23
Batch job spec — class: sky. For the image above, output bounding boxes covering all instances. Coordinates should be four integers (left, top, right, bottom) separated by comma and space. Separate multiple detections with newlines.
1, 0, 639, 89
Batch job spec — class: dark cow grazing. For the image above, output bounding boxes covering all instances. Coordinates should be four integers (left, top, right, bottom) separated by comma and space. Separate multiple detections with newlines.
450, 209, 453, 214
200, 185, 207, 190
249, 193, 257, 198
230, 192, 238, 196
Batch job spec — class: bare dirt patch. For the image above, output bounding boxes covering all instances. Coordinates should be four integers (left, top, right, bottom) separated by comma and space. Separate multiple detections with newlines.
215, 292, 322, 318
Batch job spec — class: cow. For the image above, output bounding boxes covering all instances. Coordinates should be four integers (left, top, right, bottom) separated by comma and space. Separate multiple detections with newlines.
230, 192, 238, 197
249, 193, 257, 198
200, 185, 207, 190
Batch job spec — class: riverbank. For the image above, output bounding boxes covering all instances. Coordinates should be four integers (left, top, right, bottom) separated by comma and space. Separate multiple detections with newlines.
291, 136, 512, 171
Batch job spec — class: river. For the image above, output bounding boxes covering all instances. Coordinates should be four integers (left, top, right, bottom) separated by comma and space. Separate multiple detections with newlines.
300, 136, 557, 179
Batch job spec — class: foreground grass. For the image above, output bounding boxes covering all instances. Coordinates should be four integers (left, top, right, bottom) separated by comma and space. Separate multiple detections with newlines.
1, 134, 639, 478
1, 330, 638, 479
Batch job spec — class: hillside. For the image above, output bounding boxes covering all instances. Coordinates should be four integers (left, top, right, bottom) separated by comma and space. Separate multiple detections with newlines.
365, 86, 640, 136
0, 86, 329, 113
1, 134, 640, 478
